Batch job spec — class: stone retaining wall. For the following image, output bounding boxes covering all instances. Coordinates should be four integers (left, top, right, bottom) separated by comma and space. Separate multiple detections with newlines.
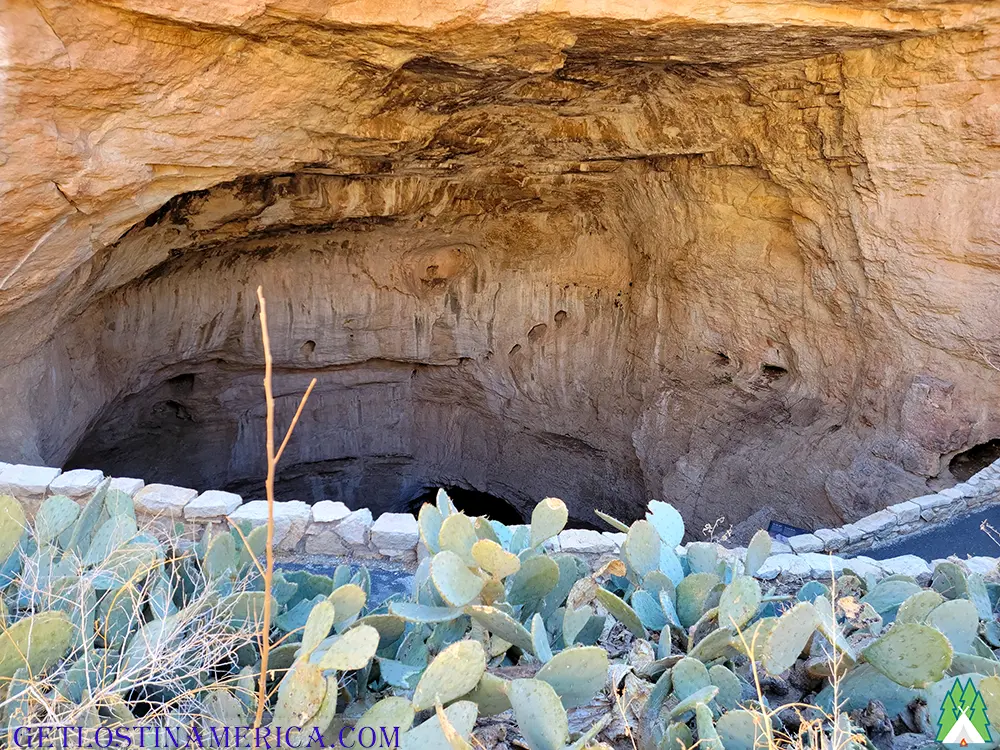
2, 458, 999, 584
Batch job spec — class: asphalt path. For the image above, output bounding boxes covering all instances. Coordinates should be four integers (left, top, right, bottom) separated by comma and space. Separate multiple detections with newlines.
860, 504, 1000, 560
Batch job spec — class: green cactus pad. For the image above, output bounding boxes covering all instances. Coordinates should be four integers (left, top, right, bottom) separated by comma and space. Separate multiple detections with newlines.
595, 587, 646, 638
642, 571, 675, 599
946, 652, 1000, 677
418, 503, 443, 555
860, 579, 921, 621
563, 605, 593, 646
35, 495, 80, 546
676, 572, 723, 628
762, 601, 819, 676
531, 613, 553, 663
471, 539, 520, 579
896, 590, 945, 624
272, 661, 329, 727
926, 598, 979, 653
203, 532, 237, 579
632, 590, 667, 631
646, 501, 685, 548
686, 543, 720, 575
673, 656, 711, 700
329, 583, 366, 630
302, 600, 335, 657
412, 639, 487, 711
389, 602, 462, 623
595, 509, 631, 533
716, 709, 762, 750
0, 495, 25, 564
466, 605, 535, 654
535, 646, 608, 707
357, 696, 415, 735
695, 702, 723, 750
796, 580, 830, 603
509, 678, 570, 750
719, 576, 762, 630
743, 530, 772, 578
63, 478, 110, 559
623, 520, 662, 577
968, 572, 993, 620
709, 664, 743, 710
465, 672, 512, 716
662, 721, 694, 750
815, 663, 919, 717
0, 611, 74, 679
669, 685, 719, 721
83, 515, 138, 566
431, 550, 486, 607
659, 590, 683, 630
530, 497, 568, 548
862, 622, 953, 688
401, 701, 477, 750
508, 555, 560, 605
811, 595, 857, 669
690, 627, 735, 663
932, 561, 970, 600
438, 513, 478, 565
317, 624, 380, 671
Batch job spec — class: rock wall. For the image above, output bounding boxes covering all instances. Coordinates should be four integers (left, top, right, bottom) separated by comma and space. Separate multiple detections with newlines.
2, 1, 1000, 530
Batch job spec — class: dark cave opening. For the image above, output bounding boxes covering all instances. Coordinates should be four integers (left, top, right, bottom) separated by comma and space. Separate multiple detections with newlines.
949, 439, 1000, 482
408, 485, 525, 524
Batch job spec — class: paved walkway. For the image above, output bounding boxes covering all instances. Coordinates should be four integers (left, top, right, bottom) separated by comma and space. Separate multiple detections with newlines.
861, 504, 1000, 560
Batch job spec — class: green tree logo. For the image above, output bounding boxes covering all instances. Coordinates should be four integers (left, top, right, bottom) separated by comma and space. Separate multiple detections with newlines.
937, 678, 993, 746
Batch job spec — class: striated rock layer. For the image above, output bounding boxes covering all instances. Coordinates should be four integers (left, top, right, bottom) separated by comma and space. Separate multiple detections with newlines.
2, 1, 1000, 531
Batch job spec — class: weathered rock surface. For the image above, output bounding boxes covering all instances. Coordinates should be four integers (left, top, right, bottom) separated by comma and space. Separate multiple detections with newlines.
2, 1, 1000, 532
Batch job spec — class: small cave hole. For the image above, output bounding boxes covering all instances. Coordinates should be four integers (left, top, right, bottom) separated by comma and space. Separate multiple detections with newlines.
760, 364, 788, 380
950, 439, 1000, 481
509, 343, 522, 355
409, 485, 525, 525
301, 340, 316, 357
166, 373, 196, 393
716, 351, 730, 364
528, 323, 547, 342
554, 310, 568, 324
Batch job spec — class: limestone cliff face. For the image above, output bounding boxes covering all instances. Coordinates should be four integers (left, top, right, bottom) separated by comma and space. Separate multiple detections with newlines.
2, 1, 1000, 531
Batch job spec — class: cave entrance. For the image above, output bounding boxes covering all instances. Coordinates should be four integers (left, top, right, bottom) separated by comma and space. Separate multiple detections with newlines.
409, 486, 525, 524
949, 439, 1000, 482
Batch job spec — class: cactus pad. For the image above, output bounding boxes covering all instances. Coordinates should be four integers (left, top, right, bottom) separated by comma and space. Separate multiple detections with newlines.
328, 583, 366, 630
509, 678, 570, 750
35, 495, 79, 546
623, 520, 661, 577
862, 622, 952, 688
715, 710, 760, 750
595, 588, 645, 638
507, 555, 559, 605
535, 646, 608, 707
465, 672, 512, 716
926, 598, 979, 653
431, 550, 486, 607
718, 576, 761, 630
465, 605, 535, 654
896, 590, 945, 624
418, 503, 443, 554
0, 496, 25, 564
471, 539, 520, 579
676, 572, 722, 628
646, 500, 685, 548
673, 656, 711, 699
438, 513, 478, 565
401, 701, 477, 750
0, 611, 74, 679
530, 497, 568, 548
762, 601, 818, 676
412, 639, 487, 711
316, 623, 380, 671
